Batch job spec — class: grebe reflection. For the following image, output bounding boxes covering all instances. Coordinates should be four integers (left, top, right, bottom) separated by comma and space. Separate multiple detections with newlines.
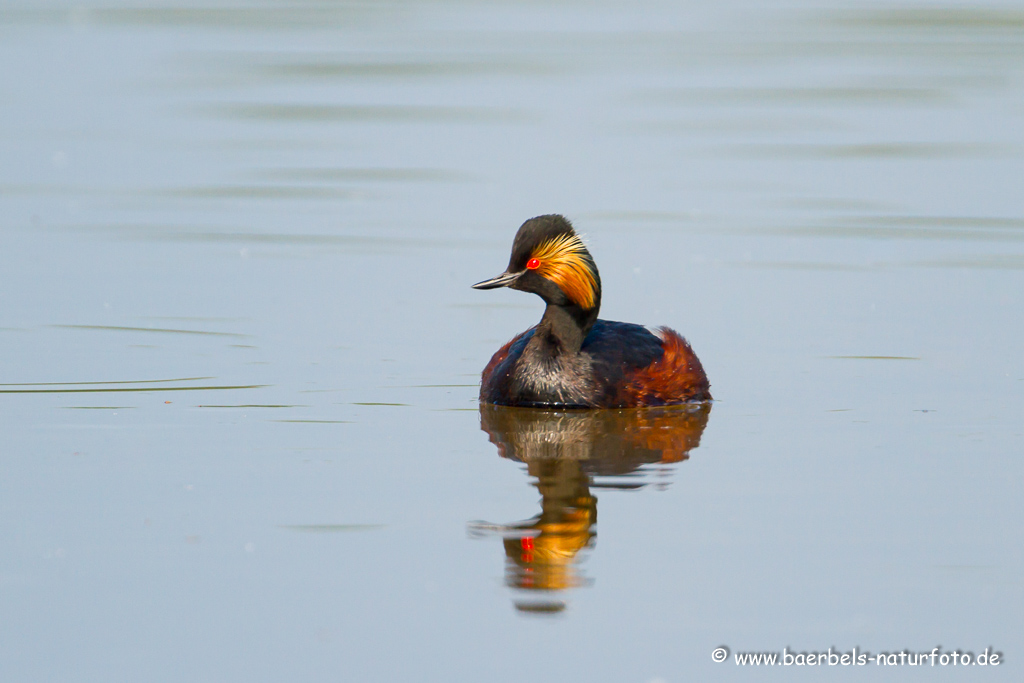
469, 402, 710, 613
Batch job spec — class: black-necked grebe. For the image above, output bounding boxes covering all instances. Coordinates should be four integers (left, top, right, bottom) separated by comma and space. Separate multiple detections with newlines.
473, 214, 711, 408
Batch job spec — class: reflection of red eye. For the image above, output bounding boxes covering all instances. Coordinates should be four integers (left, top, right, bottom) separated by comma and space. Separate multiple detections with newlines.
526, 258, 540, 270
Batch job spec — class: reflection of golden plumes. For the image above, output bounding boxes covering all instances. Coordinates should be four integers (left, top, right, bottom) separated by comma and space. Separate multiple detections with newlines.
501, 459, 596, 592
503, 518, 592, 592
472, 402, 711, 609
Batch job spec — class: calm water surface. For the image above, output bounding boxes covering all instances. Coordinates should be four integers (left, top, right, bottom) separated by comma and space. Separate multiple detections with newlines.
1, 1, 1022, 680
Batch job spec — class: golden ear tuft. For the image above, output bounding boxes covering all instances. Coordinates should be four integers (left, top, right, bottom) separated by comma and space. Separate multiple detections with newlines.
530, 233, 598, 309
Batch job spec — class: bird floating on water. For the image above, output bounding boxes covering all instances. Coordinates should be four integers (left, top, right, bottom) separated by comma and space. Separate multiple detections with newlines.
473, 214, 710, 408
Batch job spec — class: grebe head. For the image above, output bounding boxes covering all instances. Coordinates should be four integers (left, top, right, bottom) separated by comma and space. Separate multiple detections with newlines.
473, 214, 602, 313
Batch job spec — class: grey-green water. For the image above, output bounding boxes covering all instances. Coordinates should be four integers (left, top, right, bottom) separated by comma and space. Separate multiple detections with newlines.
1, 1, 1022, 680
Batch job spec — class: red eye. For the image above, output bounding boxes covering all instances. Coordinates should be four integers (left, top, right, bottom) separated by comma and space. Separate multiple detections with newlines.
526, 258, 540, 270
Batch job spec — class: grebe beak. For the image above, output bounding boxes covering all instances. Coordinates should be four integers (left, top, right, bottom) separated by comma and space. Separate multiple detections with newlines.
472, 271, 521, 290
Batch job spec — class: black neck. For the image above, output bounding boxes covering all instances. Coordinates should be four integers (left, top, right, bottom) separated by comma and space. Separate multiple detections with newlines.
533, 301, 600, 355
